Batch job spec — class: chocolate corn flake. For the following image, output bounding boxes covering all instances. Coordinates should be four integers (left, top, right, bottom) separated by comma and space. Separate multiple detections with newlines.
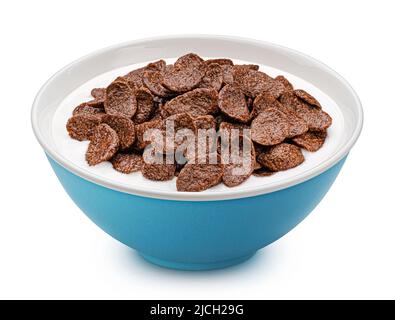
222, 64, 234, 85
134, 119, 163, 150
123, 67, 145, 90
279, 106, 309, 138
280, 92, 332, 131
101, 114, 135, 150
194, 115, 216, 131
123, 58, 165, 90
66, 114, 103, 141
176, 158, 223, 192
292, 130, 327, 152
279, 91, 301, 111
294, 89, 321, 108
72, 102, 105, 116
146, 59, 166, 72
233, 67, 285, 98
293, 101, 332, 131
133, 88, 155, 124
251, 92, 282, 118
111, 153, 143, 174
205, 58, 234, 66
221, 64, 260, 86
142, 162, 176, 181
162, 88, 218, 117
218, 84, 250, 123
104, 81, 137, 119
252, 92, 309, 137
275, 75, 293, 92
142, 69, 174, 98
222, 136, 255, 187
176, 53, 204, 68
236, 64, 259, 71
199, 63, 223, 91
251, 108, 289, 146
257, 143, 304, 171
86, 124, 119, 166
219, 121, 250, 136
164, 113, 196, 133
91, 88, 106, 100
73, 99, 105, 115
162, 53, 206, 92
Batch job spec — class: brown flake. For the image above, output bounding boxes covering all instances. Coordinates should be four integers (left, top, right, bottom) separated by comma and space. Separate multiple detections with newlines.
294, 89, 321, 108
251, 108, 289, 145
236, 64, 259, 71
104, 81, 137, 119
72, 102, 105, 116
194, 115, 216, 131
134, 119, 163, 150
133, 88, 155, 124
176, 157, 223, 192
91, 88, 106, 100
142, 69, 174, 97
123, 67, 145, 90
292, 130, 327, 152
111, 153, 143, 174
162, 53, 206, 92
222, 64, 234, 85
101, 114, 135, 150
205, 58, 234, 66
252, 92, 308, 137
251, 92, 282, 118
199, 63, 223, 91
221, 64, 259, 86
66, 114, 102, 141
162, 88, 218, 117
275, 75, 293, 92
222, 135, 255, 187
232, 67, 285, 98
163, 113, 196, 133
257, 143, 304, 171
218, 84, 250, 123
142, 162, 176, 181
146, 59, 166, 72
86, 124, 119, 166
219, 121, 250, 136
280, 92, 332, 131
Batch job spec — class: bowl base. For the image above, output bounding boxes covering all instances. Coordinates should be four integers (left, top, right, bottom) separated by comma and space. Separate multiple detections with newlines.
139, 252, 256, 271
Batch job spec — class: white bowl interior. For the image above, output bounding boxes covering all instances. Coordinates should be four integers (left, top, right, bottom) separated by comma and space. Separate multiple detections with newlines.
32, 36, 362, 201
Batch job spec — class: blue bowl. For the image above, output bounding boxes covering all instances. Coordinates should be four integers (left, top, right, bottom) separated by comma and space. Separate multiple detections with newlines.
32, 36, 363, 270
48, 154, 346, 270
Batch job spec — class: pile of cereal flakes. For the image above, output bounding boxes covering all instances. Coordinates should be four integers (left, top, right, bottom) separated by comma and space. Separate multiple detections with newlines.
66, 53, 332, 192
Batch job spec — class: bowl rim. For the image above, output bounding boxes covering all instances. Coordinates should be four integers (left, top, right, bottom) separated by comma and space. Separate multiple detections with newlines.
31, 35, 363, 201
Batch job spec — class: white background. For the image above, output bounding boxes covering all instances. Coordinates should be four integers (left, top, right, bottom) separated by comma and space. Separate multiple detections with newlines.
1, 0, 394, 300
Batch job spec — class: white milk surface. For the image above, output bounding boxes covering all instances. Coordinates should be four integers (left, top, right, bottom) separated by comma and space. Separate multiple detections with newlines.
52, 58, 344, 194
